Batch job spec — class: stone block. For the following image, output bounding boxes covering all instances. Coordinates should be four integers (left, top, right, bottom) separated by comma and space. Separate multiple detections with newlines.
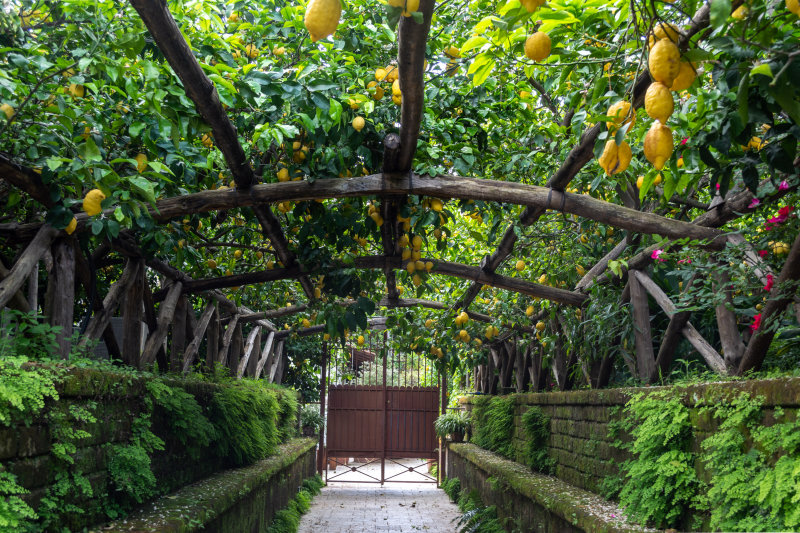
16, 425, 50, 457
0, 427, 18, 460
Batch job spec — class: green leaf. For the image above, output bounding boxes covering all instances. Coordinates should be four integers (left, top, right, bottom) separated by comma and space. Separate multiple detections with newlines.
329, 97, 343, 122
461, 36, 488, 54
128, 176, 156, 205
750, 63, 773, 78
77, 137, 102, 163
710, 0, 731, 31
736, 72, 749, 125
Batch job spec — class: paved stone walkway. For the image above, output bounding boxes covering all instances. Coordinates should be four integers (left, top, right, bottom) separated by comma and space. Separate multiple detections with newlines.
298, 458, 461, 532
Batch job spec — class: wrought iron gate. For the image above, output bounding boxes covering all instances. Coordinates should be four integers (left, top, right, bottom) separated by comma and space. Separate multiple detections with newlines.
322, 333, 441, 484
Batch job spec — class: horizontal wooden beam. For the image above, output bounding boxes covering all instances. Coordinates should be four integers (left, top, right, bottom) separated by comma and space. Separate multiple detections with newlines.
0, 153, 54, 207
0, 174, 726, 246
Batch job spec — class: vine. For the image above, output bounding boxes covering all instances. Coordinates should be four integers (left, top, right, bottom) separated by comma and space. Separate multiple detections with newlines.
520, 406, 554, 474
471, 396, 516, 459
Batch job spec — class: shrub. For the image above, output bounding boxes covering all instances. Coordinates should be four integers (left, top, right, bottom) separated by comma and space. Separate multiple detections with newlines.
442, 477, 461, 502
521, 406, 554, 474
434, 410, 470, 439
471, 396, 515, 458
210, 382, 279, 466
300, 404, 323, 434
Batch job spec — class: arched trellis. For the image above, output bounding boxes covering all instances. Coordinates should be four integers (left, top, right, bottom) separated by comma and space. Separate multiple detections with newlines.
0, 0, 798, 389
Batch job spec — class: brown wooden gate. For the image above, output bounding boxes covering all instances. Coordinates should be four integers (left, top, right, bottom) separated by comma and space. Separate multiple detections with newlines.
323, 337, 441, 484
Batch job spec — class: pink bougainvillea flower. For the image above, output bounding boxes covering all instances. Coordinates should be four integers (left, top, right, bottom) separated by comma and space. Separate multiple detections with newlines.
764, 274, 774, 292
680, 137, 688, 146
677, 258, 692, 264
715, 183, 721, 190
651, 249, 665, 262
778, 180, 789, 191
777, 205, 795, 218
750, 313, 762, 333
748, 198, 761, 209
758, 250, 768, 258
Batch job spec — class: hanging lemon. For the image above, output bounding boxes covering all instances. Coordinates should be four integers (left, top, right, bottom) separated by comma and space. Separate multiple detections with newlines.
670, 61, 697, 92
352, 116, 365, 131
649, 39, 681, 87
648, 22, 680, 48
65, 217, 78, 235
304, 0, 340, 42
598, 140, 633, 175
521, 0, 546, 12
643, 121, 674, 170
606, 101, 635, 132
644, 82, 674, 123
82, 189, 106, 216
524, 32, 551, 62
135, 153, 148, 173
402, 0, 420, 17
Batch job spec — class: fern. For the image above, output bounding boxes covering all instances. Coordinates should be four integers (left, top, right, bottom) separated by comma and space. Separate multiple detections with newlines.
521, 406, 554, 474
471, 396, 515, 458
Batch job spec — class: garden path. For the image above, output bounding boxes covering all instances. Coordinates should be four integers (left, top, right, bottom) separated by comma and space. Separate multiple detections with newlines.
298, 458, 461, 532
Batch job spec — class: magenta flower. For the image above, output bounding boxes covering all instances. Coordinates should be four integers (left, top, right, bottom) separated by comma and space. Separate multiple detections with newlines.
778, 180, 789, 191
677, 258, 692, 264
748, 198, 761, 209
715, 183, 721, 190
758, 250, 768, 258
750, 313, 762, 333
764, 274, 774, 292
651, 249, 665, 262
680, 137, 688, 146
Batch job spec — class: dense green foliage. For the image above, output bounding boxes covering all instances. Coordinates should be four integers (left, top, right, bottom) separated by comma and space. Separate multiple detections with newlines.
442, 477, 462, 502
265, 474, 324, 533
608, 387, 800, 531
520, 406, 554, 474
471, 396, 516, 459
299, 404, 323, 434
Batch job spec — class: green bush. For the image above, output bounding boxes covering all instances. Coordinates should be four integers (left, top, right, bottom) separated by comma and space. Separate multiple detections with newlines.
300, 404, 323, 434
273, 387, 299, 441
434, 411, 470, 438
521, 406, 554, 474
442, 477, 461, 502
210, 382, 280, 466
265, 475, 323, 533
471, 396, 515, 458
146, 380, 217, 459
454, 488, 506, 533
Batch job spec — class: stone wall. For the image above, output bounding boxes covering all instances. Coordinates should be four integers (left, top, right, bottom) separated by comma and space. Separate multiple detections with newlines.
0, 367, 294, 530
463, 377, 800, 494
98, 439, 317, 532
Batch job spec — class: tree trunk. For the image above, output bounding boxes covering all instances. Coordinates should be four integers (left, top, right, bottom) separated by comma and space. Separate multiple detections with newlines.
140, 281, 183, 368
45, 237, 75, 359
182, 301, 216, 373
122, 259, 145, 366
170, 295, 188, 371
629, 270, 656, 382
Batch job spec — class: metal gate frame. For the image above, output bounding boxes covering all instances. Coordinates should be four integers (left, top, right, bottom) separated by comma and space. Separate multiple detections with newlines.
318, 333, 446, 485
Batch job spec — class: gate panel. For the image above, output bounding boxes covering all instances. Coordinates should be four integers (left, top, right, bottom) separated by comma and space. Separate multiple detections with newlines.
386, 386, 438, 459
327, 385, 384, 457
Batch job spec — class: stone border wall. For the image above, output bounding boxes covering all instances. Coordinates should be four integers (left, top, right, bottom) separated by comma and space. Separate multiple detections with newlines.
97, 438, 317, 532
462, 377, 800, 494
446, 443, 651, 533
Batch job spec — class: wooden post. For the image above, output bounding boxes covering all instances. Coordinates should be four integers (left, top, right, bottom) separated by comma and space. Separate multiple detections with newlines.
269, 340, 285, 383
142, 281, 168, 370
247, 328, 261, 377
0, 258, 31, 311
228, 322, 243, 374
206, 303, 219, 371
45, 237, 75, 359
254, 331, 276, 378
628, 270, 656, 382
0, 224, 58, 309
27, 261, 38, 312
122, 259, 145, 366
182, 301, 216, 373
170, 295, 189, 371
78, 259, 140, 349
218, 314, 240, 367
236, 325, 261, 378
140, 281, 183, 367
714, 270, 746, 369
318, 341, 327, 475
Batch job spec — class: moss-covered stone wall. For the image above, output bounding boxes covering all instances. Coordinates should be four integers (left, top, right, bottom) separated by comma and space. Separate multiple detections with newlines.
462, 377, 800, 494
96, 438, 317, 532
0, 367, 298, 529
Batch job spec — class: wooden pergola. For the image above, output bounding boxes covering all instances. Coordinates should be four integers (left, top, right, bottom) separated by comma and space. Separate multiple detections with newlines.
1, 0, 798, 389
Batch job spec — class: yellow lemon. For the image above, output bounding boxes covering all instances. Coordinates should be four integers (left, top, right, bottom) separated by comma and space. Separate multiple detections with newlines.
645, 82, 674, 123
352, 116, 365, 131
732, 5, 749, 18
788, 0, 800, 14
357, 335, 365, 345
606, 101, 635, 132
392, 93, 402, 105
0, 104, 14, 120
82, 189, 106, 216
445, 46, 461, 58
412, 235, 423, 249
535, 321, 546, 332
415, 260, 425, 271
649, 22, 680, 48
135, 153, 148, 173
375, 68, 387, 82
519, 90, 530, 99
385, 66, 399, 82
228, 13, 240, 22
515, 260, 525, 271
425, 319, 434, 328
576, 265, 585, 276
649, 39, 681, 86
431, 198, 443, 212
367, 81, 385, 100
538, 274, 547, 284
245, 44, 259, 59
654, 173, 663, 186
445, 61, 459, 77
406, 261, 416, 274
598, 140, 632, 175
392, 79, 401, 97
670, 61, 697, 92
644, 121, 674, 170
637, 175, 644, 189
304, 0, 340, 42
272, 46, 286, 56
412, 273, 422, 287
425, 261, 433, 272
526, 305, 534, 317
277, 168, 290, 182
524, 32, 551, 62
402, 0, 420, 17
234, 249, 242, 259
207, 259, 217, 269
68, 84, 85, 98
65, 217, 78, 235
201, 133, 213, 148
521, 0, 546, 12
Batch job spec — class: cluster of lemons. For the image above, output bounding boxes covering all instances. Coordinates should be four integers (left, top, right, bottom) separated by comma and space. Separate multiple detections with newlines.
523, 0, 551, 62
598, 23, 697, 181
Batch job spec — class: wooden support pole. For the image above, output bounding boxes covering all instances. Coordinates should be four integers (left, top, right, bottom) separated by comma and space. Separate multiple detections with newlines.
45, 237, 75, 359
182, 301, 216, 373
218, 314, 240, 367
140, 281, 183, 367
0, 224, 58, 309
247, 329, 261, 377
229, 322, 243, 373
714, 270, 746, 369
0, 258, 31, 312
270, 340, 285, 383
628, 271, 656, 382
142, 281, 168, 369
27, 261, 38, 312
78, 259, 140, 349
738, 231, 800, 375
122, 258, 145, 366
170, 295, 189, 371
205, 303, 219, 371
630, 270, 727, 377
254, 331, 276, 379
236, 325, 261, 378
